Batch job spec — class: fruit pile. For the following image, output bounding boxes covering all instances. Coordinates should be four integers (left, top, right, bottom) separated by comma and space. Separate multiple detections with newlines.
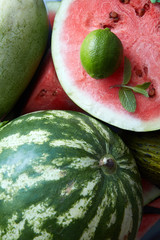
0, 0, 159, 239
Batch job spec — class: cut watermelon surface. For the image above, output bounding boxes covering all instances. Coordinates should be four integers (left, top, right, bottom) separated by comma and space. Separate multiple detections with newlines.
52, 0, 160, 131
21, 48, 83, 114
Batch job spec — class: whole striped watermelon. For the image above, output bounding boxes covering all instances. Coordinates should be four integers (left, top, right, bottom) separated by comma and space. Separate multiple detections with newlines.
0, 110, 143, 240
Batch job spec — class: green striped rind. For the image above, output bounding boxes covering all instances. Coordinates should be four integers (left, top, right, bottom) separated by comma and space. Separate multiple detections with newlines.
122, 131, 160, 187
0, 110, 143, 240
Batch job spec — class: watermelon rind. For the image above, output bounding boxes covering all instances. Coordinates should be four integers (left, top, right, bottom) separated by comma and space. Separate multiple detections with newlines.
143, 183, 160, 206
0, 110, 143, 240
51, 0, 160, 132
45, 0, 61, 13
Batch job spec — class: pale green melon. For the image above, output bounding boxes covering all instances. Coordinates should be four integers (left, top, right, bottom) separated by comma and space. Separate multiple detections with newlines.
0, 0, 49, 119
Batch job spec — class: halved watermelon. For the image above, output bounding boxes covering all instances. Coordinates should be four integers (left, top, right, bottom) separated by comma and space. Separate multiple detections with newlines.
52, 0, 160, 131
21, 0, 83, 115
45, 0, 61, 28
21, 49, 83, 114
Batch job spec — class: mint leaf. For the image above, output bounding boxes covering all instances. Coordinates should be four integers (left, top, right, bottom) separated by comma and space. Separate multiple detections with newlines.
123, 57, 132, 85
110, 55, 151, 112
123, 86, 149, 97
135, 82, 151, 90
119, 88, 136, 112
130, 87, 149, 97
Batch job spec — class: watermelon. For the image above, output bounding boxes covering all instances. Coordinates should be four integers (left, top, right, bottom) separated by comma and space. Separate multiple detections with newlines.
141, 178, 160, 206
46, 0, 61, 27
52, 0, 160, 131
137, 197, 160, 240
20, 0, 83, 115
0, 110, 143, 239
21, 49, 83, 115
0, 0, 49, 120
121, 130, 160, 186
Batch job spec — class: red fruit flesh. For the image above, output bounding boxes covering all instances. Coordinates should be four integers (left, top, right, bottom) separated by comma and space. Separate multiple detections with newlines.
21, 49, 83, 114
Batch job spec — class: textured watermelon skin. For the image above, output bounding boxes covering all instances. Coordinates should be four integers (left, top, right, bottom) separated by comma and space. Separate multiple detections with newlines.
0, 110, 143, 239
52, 0, 160, 131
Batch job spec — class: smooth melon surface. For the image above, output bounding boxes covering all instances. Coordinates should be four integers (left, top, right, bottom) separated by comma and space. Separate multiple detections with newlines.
0, 0, 48, 119
52, 0, 160, 131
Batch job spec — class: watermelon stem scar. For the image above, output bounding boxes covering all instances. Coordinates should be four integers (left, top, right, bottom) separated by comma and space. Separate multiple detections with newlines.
99, 155, 117, 174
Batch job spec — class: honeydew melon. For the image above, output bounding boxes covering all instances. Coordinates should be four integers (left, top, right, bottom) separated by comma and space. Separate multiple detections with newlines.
0, 0, 49, 119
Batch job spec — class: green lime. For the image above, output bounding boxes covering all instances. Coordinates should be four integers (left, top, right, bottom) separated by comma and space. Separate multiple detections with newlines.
80, 28, 123, 79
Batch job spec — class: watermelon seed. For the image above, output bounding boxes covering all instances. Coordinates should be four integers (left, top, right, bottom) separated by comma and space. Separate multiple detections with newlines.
109, 11, 120, 23
99, 23, 112, 29
135, 8, 145, 17
119, 0, 130, 4
38, 89, 47, 97
52, 90, 58, 96
144, 3, 150, 11
135, 68, 143, 77
148, 84, 156, 97
143, 66, 148, 75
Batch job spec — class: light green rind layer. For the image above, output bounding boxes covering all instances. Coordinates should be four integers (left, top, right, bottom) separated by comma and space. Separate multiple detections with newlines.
46, 1, 61, 13
0, 0, 49, 119
0, 110, 143, 239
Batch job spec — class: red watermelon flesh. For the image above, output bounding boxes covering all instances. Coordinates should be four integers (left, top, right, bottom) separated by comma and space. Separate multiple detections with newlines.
52, 0, 160, 131
21, 49, 83, 114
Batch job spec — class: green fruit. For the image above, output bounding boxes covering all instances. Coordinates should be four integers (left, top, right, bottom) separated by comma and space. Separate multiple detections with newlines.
0, 110, 143, 240
80, 28, 123, 79
0, 0, 49, 119
122, 131, 160, 187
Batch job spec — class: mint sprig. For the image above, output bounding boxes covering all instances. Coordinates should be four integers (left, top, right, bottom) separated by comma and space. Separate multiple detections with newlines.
111, 57, 151, 112
119, 88, 136, 112
123, 57, 132, 85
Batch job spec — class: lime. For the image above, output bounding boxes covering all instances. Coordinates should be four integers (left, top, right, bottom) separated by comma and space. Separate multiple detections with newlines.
80, 28, 123, 79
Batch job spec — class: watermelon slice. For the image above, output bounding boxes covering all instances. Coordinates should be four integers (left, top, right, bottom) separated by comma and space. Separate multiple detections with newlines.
137, 197, 160, 239
45, 0, 61, 28
21, 49, 83, 114
52, 0, 160, 131
21, 0, 83, 115
142, 178, 160, 206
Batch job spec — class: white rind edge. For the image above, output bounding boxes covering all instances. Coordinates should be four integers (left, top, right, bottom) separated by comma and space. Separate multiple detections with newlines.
51, 0, 160, 132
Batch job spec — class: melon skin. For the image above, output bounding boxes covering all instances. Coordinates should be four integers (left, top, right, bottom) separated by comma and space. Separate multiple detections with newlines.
52, 0, 160, 131
0, 0, 49, 119
0, 110, 143, 240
